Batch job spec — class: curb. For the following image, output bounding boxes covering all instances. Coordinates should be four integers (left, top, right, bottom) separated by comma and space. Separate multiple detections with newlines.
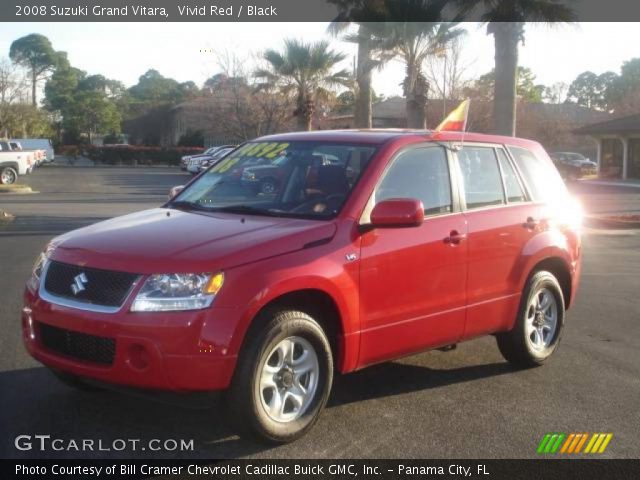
584, 215, 640, 230
41, 164, 178, 169
0, 210, 15, 223
578, 180, 640, 189
0, 185, 35, 194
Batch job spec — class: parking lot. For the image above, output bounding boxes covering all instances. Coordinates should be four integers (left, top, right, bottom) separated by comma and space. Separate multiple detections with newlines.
0, 166, 638, 459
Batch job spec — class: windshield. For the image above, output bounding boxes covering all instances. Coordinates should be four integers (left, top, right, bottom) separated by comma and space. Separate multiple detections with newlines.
170, 140, 377, 219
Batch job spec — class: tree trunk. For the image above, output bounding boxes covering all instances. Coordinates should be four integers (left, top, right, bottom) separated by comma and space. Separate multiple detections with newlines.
304, 109, 313, 131
403, 64, 428, 129
31, 68, 37, 106
354, 28, 372, 129
491, 22, 521, 136
295, 92, 312, 131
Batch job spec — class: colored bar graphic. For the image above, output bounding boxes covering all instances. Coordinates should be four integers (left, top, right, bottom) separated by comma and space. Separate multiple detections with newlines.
537, 434, 552, 454
560, 433, 575, 453
567, 434, 581, 453
584, 433, 599, 453
598, 434, 613, 453
539, 433, 613, 454
551, 434, 565, 453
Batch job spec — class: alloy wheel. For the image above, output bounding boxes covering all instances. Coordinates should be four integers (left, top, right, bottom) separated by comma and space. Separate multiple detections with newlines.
525, 287, 558, 351
258, 336, 319, 423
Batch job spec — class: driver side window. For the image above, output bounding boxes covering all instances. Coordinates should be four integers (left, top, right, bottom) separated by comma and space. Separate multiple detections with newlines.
375, 147, 452, 216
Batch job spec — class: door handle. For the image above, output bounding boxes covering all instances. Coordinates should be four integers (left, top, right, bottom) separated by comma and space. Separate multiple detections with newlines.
444, 230, 466, 245
523, 217, 539, 230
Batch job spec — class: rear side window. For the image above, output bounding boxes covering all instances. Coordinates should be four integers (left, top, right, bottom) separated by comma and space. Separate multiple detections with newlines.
457, 147, 505, 209
509, 146, 566, 202
496, 149, 526, 203
376, 147, 452, 215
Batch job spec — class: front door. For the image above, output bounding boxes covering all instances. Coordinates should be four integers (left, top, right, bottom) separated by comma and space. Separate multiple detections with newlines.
358, 145, 467, 367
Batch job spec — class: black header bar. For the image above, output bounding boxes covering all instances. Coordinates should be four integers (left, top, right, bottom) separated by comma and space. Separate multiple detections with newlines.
3, 0, 640, 22
5, 459, 640, 480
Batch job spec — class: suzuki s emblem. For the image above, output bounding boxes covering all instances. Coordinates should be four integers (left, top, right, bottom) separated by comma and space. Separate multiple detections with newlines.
71, 273, 88, 295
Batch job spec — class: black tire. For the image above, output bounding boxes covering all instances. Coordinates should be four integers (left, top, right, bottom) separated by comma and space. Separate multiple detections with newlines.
49, 368, 103, 392
259, 178, 277, 195
496, 271, 565, 367
227, 310, 333, 443
0, 167, 18, 185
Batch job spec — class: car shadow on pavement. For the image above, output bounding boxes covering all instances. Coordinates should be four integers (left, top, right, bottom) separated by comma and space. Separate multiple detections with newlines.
0, 360, 517, 459
330, 359, 516, 407
0, 366, 270, 460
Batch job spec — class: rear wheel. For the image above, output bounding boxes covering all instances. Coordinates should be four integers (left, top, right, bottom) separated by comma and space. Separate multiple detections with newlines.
496, 271, 565, 367
227, 310, 333, 443
0, 167, 17, 185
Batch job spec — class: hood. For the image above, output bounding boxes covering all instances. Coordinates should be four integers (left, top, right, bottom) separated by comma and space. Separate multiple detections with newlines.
49, 208, 337, 274
190, 154, 213, 161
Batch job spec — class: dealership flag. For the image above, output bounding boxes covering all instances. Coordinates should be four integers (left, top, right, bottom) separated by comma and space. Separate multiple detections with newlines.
435, 99, 470, 132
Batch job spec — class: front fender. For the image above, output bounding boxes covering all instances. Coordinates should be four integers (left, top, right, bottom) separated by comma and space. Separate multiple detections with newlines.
203, 226, 361, 373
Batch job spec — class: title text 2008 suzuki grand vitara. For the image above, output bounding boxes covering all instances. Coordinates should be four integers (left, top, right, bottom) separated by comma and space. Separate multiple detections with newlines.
23, 130, 581, 443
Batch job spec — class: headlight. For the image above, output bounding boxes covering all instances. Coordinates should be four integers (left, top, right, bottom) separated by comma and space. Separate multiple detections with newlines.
243, 171, 256, 180
131, 272, 224, 312
26, 252, 47, 292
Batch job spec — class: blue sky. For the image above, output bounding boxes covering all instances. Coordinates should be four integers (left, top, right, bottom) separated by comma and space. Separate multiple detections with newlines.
0, 22, 638, 97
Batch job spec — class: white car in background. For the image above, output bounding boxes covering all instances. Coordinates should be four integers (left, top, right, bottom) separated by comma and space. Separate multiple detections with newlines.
0, 141, 35, 184
9, 141, 46, 166
196, 146, 236, 173
10, 138, 54, 163
186, 145, 236, 175
180, 146, 221, 171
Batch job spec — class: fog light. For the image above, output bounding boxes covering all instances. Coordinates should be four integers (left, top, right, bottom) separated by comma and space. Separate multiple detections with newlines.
127, 344, 150, 371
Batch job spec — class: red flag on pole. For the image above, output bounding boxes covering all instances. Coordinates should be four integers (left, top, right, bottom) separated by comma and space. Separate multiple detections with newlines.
434, 99, 470, 132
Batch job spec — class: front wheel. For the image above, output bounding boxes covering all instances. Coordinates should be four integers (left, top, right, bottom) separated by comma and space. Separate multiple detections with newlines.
496, 271, 565, 367
0, 167, 18, 185
227, 310, 333, 443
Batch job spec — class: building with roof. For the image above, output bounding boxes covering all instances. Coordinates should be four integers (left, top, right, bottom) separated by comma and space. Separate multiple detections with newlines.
323, 98, 610, 158
574, 113, 640, 179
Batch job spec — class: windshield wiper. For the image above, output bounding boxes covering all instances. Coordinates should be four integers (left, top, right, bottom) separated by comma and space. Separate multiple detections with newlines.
168, 200, 210, 212
210, 205, 278, 216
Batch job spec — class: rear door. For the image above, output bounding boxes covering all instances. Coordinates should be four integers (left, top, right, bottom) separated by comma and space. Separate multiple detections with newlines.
358, 144, 468, 366
454, 144, 538, 338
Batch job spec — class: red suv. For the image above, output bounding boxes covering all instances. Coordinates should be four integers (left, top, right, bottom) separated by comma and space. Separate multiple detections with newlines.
22, 130, 582, 443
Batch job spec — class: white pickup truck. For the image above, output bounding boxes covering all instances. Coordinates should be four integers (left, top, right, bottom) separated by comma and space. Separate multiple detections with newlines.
9, 141, 46, 166
0, 140, 34, 184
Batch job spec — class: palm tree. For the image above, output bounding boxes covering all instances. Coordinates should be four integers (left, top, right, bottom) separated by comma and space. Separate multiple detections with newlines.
327, 1, 453, 128
455, 1, 575, 135
328, 22, 378, 128
369, 22, 465, 129
254, 39, 351, 131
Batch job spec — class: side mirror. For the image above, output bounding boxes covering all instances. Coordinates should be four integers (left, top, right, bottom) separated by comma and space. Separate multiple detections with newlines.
168, 185, 185, 199
370, 198, 424, 228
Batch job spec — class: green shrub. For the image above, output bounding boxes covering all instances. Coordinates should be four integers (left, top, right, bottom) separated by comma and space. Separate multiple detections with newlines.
83, 145, 205, 166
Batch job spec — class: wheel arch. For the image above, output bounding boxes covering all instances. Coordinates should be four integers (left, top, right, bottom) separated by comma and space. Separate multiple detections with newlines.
0, 161, 19, 170
236, 288, 351, 373
528, 256, 573, 309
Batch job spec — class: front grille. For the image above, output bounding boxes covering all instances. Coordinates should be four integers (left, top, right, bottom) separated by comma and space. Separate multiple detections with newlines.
44, 260, 139, 308
39, 323, 115, 365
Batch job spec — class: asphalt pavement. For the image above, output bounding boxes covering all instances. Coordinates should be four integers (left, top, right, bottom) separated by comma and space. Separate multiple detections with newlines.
0, 167, 638, 459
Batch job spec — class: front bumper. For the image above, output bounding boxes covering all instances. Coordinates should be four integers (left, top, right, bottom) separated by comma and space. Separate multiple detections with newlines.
22, 287, 238, 392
